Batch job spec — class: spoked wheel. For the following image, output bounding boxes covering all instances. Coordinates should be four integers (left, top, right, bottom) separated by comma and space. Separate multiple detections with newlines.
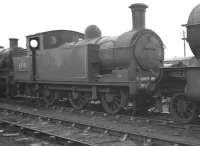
170, 93, 198, 123
42, 90, 57, 106
101, 89, 127, 114
69, 91, 89, 110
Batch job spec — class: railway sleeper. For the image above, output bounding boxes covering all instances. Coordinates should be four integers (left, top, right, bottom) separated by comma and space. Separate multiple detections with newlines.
0, 103, 199, 146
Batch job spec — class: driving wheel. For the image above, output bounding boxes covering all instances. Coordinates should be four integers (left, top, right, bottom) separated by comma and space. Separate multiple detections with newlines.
42, 90, 57, 106
69, 91, 89, 110
170, 93, 198, 123
101, 89, 127, 114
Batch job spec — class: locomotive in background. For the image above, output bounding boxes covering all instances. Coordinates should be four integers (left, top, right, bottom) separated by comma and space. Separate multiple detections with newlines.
158, 4, 200, 123
0, 40, 26, 98
0, 3, 164, 116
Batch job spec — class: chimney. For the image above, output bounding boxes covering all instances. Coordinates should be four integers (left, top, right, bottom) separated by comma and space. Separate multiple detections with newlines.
129, 3, 148, 31
9, 38, 18, 48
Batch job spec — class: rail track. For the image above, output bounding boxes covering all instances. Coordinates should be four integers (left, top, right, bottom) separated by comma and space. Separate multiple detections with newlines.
0, 103, 138, 146
0, 99, 199, 146
0, 120, 61, 146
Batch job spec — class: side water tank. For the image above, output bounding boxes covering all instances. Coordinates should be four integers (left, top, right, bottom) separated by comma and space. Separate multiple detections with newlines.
187, 4, 200, 58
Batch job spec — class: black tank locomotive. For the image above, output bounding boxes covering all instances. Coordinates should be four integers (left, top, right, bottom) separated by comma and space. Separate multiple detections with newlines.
0, 3, 164, 116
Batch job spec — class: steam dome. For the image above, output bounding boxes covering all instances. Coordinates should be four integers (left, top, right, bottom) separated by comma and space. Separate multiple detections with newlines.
84, 25, 102, 39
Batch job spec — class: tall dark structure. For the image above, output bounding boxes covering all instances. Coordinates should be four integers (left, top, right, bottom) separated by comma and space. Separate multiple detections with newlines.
129, 3, 148, 31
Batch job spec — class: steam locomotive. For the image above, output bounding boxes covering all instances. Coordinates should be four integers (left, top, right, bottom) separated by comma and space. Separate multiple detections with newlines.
1, 3, 199, 123
0, 3, 164, 115
157, 4, 200, 123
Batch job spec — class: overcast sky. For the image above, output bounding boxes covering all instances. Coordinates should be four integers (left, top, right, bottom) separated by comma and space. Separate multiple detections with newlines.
0, 0, 199, 58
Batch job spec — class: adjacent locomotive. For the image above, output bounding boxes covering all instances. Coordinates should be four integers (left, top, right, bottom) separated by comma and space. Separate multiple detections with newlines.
0, 39, 27, 98
158, 4, 200, 123
4, 3, 164, 115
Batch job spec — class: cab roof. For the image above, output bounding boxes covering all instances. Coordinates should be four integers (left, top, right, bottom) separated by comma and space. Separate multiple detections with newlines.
26, 30, 84, 38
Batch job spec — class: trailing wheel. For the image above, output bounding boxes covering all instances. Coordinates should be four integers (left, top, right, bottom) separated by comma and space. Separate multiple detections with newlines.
69, 91, 89, 110
170, 93, 198, 123
101, 89, 127, 114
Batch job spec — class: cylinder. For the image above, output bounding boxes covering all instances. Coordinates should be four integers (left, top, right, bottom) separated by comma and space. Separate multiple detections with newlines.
9, 38, 18, 49
129, 3, 148, 31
